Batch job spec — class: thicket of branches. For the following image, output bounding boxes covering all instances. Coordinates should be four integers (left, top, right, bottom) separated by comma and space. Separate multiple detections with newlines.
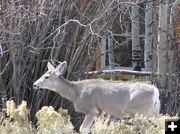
0, 0, 125, 129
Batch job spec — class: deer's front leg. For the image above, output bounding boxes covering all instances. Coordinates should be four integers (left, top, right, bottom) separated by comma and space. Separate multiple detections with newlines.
79, 114, 96, 134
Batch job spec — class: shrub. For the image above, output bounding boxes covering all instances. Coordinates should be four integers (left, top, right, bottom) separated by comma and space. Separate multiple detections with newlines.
36, 106, 74, 134
0, 100, 32, 134
0, 100, 178, 134
91, 114, 176, 134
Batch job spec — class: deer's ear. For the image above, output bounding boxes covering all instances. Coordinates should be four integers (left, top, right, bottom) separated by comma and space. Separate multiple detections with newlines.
47, 62, 55, 71
55, 61, 67, 75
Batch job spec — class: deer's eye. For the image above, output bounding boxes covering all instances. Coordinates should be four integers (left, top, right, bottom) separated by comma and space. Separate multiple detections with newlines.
44, 76, 49, 79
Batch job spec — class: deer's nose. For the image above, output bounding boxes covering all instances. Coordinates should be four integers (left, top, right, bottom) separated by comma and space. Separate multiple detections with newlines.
33, 84, 40, 89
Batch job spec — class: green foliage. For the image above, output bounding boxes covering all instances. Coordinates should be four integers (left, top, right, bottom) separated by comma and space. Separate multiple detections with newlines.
0, 100, 178, 134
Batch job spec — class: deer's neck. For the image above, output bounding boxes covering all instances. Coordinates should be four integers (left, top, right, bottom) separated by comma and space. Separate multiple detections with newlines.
54, 76, 79, 102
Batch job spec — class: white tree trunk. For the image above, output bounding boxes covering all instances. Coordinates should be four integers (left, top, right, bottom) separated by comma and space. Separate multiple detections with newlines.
144, 0, 153, 71
157, 0, 168, 88
108, 35, 115, 80
157, 0, 180, 115
100, 36, 106, 70
131, 4, 142, 71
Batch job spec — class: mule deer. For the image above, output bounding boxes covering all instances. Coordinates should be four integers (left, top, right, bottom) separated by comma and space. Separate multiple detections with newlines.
33, 61, 160, 133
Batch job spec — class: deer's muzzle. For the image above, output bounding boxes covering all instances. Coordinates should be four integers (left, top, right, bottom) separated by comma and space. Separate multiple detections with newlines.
33, 84, 40, 89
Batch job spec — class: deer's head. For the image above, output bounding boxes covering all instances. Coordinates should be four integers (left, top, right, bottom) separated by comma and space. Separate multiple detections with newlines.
33, 61, 67, 90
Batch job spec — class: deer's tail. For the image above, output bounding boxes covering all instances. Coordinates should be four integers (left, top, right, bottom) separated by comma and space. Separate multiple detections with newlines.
152, 86, 160, 116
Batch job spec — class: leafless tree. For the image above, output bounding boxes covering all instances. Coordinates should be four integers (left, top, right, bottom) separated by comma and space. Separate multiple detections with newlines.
157, 0, 180, 115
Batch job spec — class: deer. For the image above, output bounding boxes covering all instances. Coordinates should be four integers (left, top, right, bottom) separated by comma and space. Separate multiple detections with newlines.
33, 61, 160, 133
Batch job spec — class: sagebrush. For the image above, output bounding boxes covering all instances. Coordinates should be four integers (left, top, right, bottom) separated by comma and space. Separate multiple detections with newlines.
0, 100, 177, 134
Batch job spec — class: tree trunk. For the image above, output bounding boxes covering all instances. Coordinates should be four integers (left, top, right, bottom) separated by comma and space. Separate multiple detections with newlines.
168, 0, 180, 115
157, 0, 169, 114
144, 0, 153, 71
108, 35, 115, 80
100, 36, 106, 70
157, 0, 179, 115
157, 0, 168, 86
131, 4, 142, 71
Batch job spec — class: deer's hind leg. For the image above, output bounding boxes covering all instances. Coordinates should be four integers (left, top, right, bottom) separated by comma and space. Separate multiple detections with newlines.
80, 108, 99, 134
79, 114, 96, 134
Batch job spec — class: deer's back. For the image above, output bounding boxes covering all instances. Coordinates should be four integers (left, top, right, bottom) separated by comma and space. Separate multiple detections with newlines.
74, 80, 157, 116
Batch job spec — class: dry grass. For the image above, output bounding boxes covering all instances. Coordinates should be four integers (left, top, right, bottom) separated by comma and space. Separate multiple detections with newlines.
0, 100, 178, 134
91, 114, 171, 134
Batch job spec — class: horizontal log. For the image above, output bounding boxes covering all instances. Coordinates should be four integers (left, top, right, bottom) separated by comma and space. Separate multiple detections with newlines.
88, 69, 152, 76
113, 33, 145, 38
